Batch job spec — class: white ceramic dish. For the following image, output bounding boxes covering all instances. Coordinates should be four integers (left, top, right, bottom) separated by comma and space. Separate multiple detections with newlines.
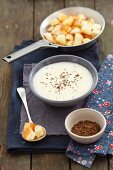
65, 108, 106, 144
29, 55, 98, 107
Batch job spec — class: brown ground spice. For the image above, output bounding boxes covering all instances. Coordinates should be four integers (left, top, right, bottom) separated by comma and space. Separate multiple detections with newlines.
71, 120, 101, 136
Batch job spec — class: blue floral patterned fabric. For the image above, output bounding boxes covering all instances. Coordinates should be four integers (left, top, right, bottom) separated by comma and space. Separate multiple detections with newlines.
66, 54, 113, 168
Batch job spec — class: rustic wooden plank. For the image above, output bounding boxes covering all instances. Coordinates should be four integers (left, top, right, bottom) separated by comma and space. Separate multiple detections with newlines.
32, 154, 69, 170
0, 63, 12, 144
0, 0, 33, 58
95, 0, 113, 62
1, 145, 30, 170
65, 0, 94, 8
33, 0, 64, 40
0, 0, 33, 169
32, 1, 70, 170
0, 145, 4, 167
109, 155, 113, 170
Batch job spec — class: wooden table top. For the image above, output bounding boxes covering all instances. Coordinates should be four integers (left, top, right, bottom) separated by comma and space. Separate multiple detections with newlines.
0, 0, 113, 169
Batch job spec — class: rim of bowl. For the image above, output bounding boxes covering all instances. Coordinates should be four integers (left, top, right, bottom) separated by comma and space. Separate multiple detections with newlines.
65, 108, 107, 139
29, 55, 98, 104
40, 7, 105, 48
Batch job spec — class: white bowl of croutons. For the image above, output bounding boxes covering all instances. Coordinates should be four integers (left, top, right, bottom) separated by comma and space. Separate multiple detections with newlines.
40, 7, 105, 51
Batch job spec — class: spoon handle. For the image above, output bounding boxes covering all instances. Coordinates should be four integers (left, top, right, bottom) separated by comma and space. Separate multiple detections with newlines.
17, 87, 33, 123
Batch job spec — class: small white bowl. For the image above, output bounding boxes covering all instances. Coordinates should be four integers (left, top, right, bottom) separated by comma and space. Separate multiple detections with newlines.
65, 108, 106, 144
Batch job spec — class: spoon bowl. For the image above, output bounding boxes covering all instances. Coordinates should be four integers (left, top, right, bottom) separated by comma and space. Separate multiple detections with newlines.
17, 87, 46, 142
22, 126, 46, 142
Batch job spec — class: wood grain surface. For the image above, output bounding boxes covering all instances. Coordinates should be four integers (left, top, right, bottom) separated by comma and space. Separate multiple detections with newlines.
0, 0, 33, 169
0, 0, 112, 170
95, 0, 113, 62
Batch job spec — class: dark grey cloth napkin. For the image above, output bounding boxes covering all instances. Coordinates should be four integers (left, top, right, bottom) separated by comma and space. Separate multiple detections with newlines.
20, 64, 85, 135
7, 40, 100, 152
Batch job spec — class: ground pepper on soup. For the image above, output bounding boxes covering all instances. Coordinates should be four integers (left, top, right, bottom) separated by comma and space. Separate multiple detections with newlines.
33, 62, 93, 101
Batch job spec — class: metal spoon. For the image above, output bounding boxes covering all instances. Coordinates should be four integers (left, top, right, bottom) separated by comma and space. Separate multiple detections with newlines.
17, 87, 46, 142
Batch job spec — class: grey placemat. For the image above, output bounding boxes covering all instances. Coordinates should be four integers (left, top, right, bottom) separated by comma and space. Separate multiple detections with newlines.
20, 64, 85, 135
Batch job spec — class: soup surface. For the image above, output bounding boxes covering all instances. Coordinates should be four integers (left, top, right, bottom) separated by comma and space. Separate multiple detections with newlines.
33, 62, 93, 101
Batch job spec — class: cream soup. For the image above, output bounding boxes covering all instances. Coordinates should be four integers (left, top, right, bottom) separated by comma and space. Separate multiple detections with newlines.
33, 62, 93, 101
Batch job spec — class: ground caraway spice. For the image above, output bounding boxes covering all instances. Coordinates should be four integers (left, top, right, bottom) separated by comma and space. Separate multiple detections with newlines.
71, 120, 101, 136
